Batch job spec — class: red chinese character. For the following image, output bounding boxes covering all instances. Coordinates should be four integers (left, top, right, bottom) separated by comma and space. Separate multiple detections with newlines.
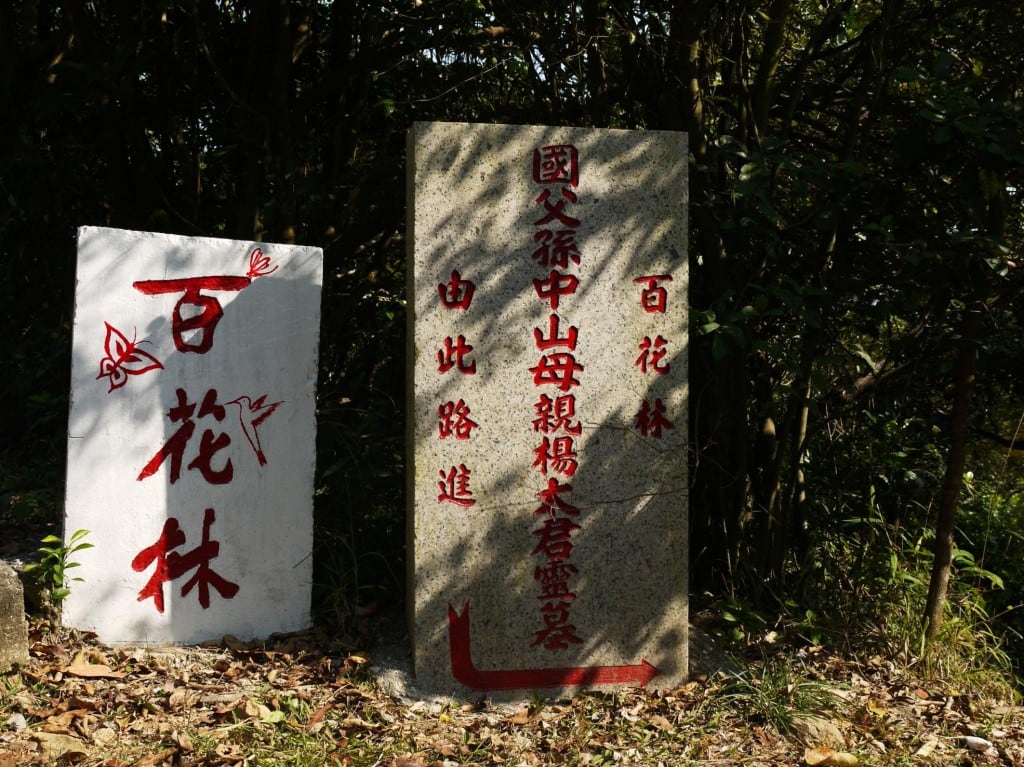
438, 464, 476, 506
138, 388, 233, 485
634, 398, 675, 438
132, 519, 182, 614
635, 335, 670, 374
438, 399, 478, 439
535, 561, 579, 586
134, 276, 250, 354
437, 335, 477, 374
533, 229, 581, 269
133, 248, 275, 354
533, 145, 579, 187
532, 601, 584, 650
534, 187, 580, 228
533, 477, 580, 518
532, 270, 580, 310
533, 313, 578, 351
531, 516, 581, 561
533, 436, 578, 477
633, 274, 673, 314
131, 508, 239, 614
533, 393, 582, 435
530, 352, 583, 391
536, 578, 577, 602
437, 270, 476, 310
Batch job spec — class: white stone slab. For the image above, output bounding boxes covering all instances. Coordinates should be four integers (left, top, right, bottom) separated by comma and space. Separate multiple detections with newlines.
63, 227, 322, 644
408, 123, 688, 696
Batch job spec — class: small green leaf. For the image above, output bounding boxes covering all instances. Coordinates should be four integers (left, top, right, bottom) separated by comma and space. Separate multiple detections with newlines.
256, 704, 286, 724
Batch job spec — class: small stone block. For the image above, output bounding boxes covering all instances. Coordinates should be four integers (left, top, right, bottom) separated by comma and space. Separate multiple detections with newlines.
0, 562, 29, 670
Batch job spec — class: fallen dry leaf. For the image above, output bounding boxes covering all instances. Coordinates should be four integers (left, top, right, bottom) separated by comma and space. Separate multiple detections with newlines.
865, 698, 887, 717
66, 650, 126, 679
649, 714, 674, 731
32, 730, 89, 761
133, 747, 178, 767
215, 743, 247, 763
803, 747, 858, 766
338, 715, 382, 730
173, 729, 194, 753
387, 756, 427, 767
306, 702, 332, 732
167, 686, 197, 712
915, 737, 940, 757
509, 706, 532, 725
43, 707, 93, 732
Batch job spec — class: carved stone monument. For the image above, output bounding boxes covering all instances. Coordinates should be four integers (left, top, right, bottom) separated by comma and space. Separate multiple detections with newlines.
408, 122, 688, 696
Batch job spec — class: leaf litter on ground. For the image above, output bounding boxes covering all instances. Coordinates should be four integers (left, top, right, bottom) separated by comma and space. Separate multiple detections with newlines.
0, 618, 1021, 767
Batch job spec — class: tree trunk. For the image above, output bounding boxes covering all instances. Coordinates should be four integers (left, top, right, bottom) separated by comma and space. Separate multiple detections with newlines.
922, 301, 981, 638
582, 0, 609, 126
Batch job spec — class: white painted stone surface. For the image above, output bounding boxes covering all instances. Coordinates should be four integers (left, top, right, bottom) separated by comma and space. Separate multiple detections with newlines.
63, 227, 322, 644
408, 123, 688, 696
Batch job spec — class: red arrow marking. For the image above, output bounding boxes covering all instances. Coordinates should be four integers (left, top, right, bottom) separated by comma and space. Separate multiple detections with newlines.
447, 602, 660, 691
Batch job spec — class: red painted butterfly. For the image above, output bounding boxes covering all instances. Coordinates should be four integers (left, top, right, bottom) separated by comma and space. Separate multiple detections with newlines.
246, 247, 278, 279
96, 322, 164, 392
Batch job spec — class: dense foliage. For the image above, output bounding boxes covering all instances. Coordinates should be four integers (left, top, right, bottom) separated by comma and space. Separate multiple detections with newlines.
1, 1, 1021, 687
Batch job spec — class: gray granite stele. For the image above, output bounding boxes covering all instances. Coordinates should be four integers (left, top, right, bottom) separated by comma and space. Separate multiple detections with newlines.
0, 562, 29, 671
407, 122, 689, 698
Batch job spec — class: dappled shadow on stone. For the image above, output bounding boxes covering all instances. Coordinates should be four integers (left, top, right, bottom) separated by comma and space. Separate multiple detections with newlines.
405, 122, 690, 699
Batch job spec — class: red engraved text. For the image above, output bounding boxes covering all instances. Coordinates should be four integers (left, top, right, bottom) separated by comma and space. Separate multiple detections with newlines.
437, 270, 476, 310
438, 464, 476, 507
533, 393, 582, 435
632, 275, 673, 314
534, 187, 580, 228
533, 145, 579, 187
634, 398, 674, 438
533, 230, 581, 269
533, 436, 578, 478
635, 335, 670, 374
533, 314, 578, 351
438, 335, 477, 374
438, 399, 478, 440
532, 271, 580, 311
